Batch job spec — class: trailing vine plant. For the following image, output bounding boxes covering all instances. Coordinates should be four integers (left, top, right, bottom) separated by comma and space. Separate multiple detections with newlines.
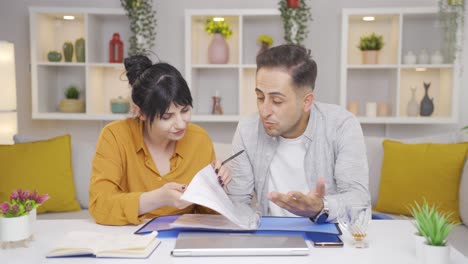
437, 0, 465, 63
120, 0, 157, 56
278, 0, 313, 45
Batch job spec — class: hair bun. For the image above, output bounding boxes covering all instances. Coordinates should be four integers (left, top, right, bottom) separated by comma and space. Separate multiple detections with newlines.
124, 55, 152, 85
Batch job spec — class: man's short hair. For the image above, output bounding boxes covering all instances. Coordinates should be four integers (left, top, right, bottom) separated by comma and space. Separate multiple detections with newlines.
256, 44, 317, 91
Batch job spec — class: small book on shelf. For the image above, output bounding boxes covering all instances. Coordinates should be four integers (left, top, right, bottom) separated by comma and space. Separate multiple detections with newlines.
46, 231, 160, 259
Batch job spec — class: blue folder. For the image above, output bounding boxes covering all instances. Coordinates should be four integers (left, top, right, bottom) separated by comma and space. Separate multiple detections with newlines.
134, 215, 342, 242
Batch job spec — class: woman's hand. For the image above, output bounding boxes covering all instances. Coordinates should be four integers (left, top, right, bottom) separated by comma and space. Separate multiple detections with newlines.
212, 160, 232, 190
159, 182, 192, 209
139, 182, 191, 215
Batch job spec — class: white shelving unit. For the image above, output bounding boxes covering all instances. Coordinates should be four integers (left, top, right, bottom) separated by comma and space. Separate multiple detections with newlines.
185, 9, 284, 122
340, 7, 461, 124
29, 7, 132, 120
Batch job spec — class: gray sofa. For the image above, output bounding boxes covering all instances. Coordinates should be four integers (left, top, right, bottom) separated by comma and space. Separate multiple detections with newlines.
30, 133, 467, 256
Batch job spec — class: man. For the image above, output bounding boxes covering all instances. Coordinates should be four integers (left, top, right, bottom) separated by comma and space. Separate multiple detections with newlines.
227, 44, 370, 223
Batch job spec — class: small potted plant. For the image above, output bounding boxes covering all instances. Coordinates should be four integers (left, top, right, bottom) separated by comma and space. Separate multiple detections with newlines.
257, 34, 274, 55
278, 0, 313, 45
205, 18, 233, 64
357, 32, 384, 64
59, 85, 85, 113
409, 200, 457, 264
0, 189, 49, 247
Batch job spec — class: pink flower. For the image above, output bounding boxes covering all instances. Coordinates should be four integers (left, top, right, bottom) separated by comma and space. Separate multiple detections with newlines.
10, 204, 20, 215
20, 190, 30, 202
0, 202, 9, 214
10, 189, 19, 200
36, 194, 50, 204
29, 189, 38, 201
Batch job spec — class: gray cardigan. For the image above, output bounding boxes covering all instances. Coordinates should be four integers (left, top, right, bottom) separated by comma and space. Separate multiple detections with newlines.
227, 101, 370, 221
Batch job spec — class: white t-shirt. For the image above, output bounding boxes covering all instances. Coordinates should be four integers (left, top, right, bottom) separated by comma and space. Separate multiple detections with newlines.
268, 135, 309, 217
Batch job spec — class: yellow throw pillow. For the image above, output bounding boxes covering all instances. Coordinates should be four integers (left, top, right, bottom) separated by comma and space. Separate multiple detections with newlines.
0, 135, 81, 213
375, 140, 468, 223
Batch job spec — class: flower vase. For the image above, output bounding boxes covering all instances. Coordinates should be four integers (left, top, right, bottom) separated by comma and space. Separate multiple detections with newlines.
407, 87, 419, 117
208, 33, 229, 64
0, 214, 32, 248
258, 43, 270, 56
420, 82, 434, 116
362, 50, 379, 64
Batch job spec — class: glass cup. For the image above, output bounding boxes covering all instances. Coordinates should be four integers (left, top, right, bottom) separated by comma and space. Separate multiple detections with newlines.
337, 202, 371, 248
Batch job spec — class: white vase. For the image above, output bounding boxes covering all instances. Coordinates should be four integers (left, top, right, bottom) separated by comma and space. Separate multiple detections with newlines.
414, 233, 426, 264
418, 49, 429, 64
430, 50, 444, 64
0, 214, 32, 242
208, 33, 229, 64
403, 50, 417, 64
407, 87, 419, 117
29, 209, 36, 239
366, 102, 377, 117
422, 242, 449, 264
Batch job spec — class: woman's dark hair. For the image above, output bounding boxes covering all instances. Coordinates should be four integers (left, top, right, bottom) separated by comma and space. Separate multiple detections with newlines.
124, 55, 192, 126
256, 44, 317, 91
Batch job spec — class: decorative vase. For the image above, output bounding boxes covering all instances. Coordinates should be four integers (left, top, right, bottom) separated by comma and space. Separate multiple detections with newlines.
365, 102, 377, 117
403, 50, 417, 64
420, 82, 434, 117
110, 96, 130, 114
422, 242, 449, 264
347, 101, 359, 116
63, 42, 74, 62
258, 43, 270, 56
59, 99, 85, 113
208, 33, 229, 64
109, 33, 123, 63
430, 50, 444, 64
287, 0, 299, 8
418, 49, 429, 64
407, 87, 419, 117
75, 38, 85, 62
47, 51, 62, 62
377, 102, 390, 116
362, 50, 379, 64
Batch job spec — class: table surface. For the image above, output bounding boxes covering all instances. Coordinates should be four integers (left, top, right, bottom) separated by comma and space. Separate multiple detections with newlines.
1, 219, 467, 264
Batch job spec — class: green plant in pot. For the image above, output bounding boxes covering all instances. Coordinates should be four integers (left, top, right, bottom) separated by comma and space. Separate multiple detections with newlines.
409, 200, 457, 264
257, 34, 274, 55
438, 0, 464, 63
120, 0, 157, 56
59, 85, 85, 113
358, 33, 384, 64
278, 0, 312, 45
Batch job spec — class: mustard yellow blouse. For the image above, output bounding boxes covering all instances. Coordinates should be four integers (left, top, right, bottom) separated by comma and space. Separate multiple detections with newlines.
89, 118, 216, 225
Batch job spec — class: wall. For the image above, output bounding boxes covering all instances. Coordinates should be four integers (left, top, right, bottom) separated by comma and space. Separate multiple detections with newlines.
0, 0, 466, 148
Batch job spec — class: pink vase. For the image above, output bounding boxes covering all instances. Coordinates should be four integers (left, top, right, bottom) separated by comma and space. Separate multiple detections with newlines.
208, 33, 229, 64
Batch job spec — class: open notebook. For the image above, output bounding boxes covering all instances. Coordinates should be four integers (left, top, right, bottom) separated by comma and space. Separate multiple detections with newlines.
46, 231, 160, 259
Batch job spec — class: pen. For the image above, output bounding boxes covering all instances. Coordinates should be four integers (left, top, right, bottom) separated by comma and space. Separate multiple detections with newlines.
215, 150, 245, 173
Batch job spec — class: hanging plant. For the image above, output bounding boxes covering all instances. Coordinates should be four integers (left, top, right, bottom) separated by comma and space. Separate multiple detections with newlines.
437, 0, 465, 63
120, 0, 157, 56
278, 0, 313, 45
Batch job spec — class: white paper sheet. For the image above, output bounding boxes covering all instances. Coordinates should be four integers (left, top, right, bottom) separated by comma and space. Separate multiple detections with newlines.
178, 164, 256, 229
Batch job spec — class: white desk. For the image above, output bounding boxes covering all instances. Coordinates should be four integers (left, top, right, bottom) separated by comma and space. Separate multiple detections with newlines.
1, 219, 467, 264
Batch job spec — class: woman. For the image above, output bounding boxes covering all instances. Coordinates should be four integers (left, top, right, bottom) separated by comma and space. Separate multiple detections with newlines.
89, 55, 231, 225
